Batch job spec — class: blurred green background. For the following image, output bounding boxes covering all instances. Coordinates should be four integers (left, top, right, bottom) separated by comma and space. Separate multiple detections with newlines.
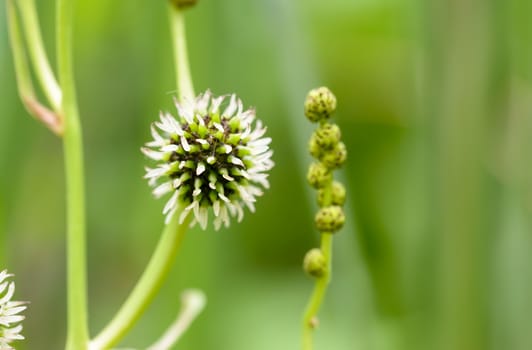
1, 0, 532, 349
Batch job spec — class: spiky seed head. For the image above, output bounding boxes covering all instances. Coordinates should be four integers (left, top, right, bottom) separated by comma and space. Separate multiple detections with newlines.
143, 90, 274, 230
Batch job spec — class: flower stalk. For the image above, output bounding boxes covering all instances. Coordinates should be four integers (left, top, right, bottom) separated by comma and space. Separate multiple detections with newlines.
6, 0, 62, 135
91, 5, 208, 348
302, 232, 333, 346
170, 3, 195, 101
147, 289, 206, 350
90, 212, 192, 350
18, 0, 62, 111
301, 87, 346, 350
56, 0, 90, 348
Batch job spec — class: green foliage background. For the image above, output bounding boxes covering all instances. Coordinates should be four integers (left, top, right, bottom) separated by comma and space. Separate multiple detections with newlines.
1, 0, 531, 349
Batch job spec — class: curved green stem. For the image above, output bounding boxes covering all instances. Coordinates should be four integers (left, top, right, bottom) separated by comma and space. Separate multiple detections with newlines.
91, 5, 196, 349
170, 4, 195, 101
7, 0, 62, 135
147, 289, 206, 350
7, 0, 33, 101
18, 0, 62, 111
90, 212, 192, 350
57, 0, 89, 349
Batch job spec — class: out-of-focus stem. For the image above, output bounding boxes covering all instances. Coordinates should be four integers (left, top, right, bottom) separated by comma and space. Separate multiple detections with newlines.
18, 0, 62, 111
147, 289, 206, 350
430, 0, 492, 349
90, 212, 192, 350
7, 0, 62, 135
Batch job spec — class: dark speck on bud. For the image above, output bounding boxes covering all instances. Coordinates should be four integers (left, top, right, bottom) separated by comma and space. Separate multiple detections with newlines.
304, 87, 337, 123
303, 248, 326, 278
314, 123, 341, 149
315, 205, 345, 233
318, 181, 346, 207
319, 142, 347, 169
307, 162, 331, 189
169, 0, 198, 9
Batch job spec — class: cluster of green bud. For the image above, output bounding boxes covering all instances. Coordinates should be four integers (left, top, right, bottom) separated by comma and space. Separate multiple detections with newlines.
305, 88, 346, 172
302, 87, 348, 278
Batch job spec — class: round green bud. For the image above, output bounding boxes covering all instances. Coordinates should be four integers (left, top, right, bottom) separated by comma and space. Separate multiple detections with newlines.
317, 181, 346, 207
169, 0, 198, 9
303, 248, 326, 278
314, 123, 341, 149
319, 142, 347, 169
315, 205, 345, 233
307, 162, 331, 189
304, 87, 337, 122
308, 133, 322, 159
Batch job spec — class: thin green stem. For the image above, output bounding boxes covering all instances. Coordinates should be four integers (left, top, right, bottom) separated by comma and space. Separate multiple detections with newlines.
7, 0, 62, 135
302, 172, 335, 350
90, 5, 196, 349
18, 0, 62, 111
147, 289, 206, 350
170, 4, 195, 101
7, 0, 33, 100
57, 0, 89, 348
302, 233, 333, 350
90, 212, 192, 350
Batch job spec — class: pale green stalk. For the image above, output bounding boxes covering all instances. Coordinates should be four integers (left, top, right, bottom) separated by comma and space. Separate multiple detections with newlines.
7, 0, 62, 135
147, 289, 206, 350
90, 5, 196, 349
57, 0, 89, 348
6, 0, 33, 101
90, 213, 192, 350
302, 233, 333, 350
18, 0, 62, 111
170, 4, 195, 101
302, 171, 334, 350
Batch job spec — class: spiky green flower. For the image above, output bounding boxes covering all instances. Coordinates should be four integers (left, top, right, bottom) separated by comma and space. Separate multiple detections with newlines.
0, 270, 26, 349
143, 90, 274, 230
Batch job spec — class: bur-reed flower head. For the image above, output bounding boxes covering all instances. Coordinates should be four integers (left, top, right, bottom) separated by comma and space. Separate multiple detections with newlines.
143, 90, 274, 230
0, 270, 26, 349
